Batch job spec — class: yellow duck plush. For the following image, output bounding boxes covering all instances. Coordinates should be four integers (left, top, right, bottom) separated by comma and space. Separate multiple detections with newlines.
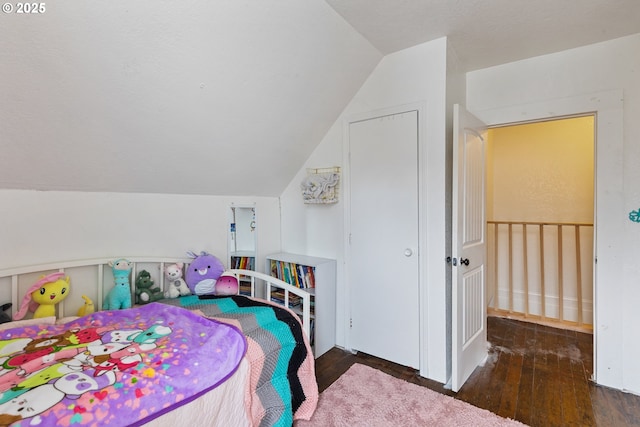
13, 272, 70, 320
77, 295, 95, 316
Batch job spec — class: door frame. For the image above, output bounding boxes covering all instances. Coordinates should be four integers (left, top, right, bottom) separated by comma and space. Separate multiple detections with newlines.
342, 102, 428, 373
470, 89, 623, 385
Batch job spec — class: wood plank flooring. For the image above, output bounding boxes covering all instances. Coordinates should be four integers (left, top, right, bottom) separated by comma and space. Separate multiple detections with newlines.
313, 316, 640, 426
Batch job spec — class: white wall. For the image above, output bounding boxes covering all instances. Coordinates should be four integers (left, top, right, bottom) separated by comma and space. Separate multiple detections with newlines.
467, 33, 640, 394
280, 38, 450, 382
0, 190, 281, 276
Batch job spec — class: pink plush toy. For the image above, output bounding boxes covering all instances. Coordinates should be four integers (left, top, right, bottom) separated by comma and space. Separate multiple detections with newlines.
215, 271, 239, 296
163, 263, 191, 299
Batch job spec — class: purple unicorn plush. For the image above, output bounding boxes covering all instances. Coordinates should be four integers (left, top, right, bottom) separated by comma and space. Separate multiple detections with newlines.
185, 251, 225, 295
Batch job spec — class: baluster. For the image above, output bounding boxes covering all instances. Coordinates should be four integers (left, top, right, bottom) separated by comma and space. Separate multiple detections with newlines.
539, 224, 546, 320
494, 223, 499, 309
557, 225, 564, 321
522, 224, 529, 317
575, 225, 583, 326
508, 223, 513, 313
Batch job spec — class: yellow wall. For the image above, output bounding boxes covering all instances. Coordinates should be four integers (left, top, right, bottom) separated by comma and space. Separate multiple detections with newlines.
487, 116, 594, 223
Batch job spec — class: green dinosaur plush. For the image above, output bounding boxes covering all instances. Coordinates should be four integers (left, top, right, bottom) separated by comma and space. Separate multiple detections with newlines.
135, 270, 163, 304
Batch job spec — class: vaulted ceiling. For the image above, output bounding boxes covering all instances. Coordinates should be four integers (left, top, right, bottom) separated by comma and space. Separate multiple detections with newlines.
1, 1, 381, 197
326, 0, 640, 71
2, 1, 639, 197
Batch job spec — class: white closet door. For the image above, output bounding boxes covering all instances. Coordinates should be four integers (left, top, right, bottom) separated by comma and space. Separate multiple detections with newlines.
348, 110, 419, 368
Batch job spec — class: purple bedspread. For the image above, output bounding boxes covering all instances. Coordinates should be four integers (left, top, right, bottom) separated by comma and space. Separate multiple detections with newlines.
0, 303, 246, 427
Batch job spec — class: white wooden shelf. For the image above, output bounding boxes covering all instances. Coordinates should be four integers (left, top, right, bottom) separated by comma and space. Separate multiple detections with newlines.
266, 253, 336, 358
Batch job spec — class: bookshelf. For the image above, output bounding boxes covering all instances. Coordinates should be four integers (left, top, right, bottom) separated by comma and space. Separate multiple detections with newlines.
230, 251, 255, 296
266, 253, 336, 358
229, 204, 257, 297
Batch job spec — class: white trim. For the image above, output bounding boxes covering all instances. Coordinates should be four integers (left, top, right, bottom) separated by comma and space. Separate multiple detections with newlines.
471, 89, 624, 386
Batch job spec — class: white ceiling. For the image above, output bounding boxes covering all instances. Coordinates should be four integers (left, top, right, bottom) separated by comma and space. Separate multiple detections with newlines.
2, 1, 639, 197
0, 1, 381, 197
325, 0, 640, 71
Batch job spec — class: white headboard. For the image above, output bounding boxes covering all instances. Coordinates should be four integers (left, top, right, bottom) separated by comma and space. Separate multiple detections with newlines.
0, 257, 192, 318
0, 258, 311, 338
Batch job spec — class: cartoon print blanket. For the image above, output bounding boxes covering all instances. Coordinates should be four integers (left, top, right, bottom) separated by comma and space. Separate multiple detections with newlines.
0, 303, 247, 427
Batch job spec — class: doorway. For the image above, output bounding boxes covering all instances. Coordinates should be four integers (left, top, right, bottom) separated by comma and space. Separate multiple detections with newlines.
455, 89, 623, 389
486, 116, 595, 331
486, 114, 595, 331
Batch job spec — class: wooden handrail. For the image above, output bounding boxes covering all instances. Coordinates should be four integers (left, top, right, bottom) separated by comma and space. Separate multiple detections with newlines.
487, 220, 592, 227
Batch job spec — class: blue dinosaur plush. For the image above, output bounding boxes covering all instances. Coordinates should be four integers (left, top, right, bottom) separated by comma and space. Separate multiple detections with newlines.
103, 258, 133, 310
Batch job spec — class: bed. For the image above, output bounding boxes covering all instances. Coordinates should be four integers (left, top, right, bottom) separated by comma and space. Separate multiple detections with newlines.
0, 257, 318, 427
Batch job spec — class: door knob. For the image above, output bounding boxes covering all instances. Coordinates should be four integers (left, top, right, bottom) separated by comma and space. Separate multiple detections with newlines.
460, 258, 470, 266
404, 249, 413, 257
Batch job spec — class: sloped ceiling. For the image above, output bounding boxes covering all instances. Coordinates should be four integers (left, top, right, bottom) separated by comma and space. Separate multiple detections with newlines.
326, 0, 640, 71
3, 1, 640, 198
0, 1, 381, 197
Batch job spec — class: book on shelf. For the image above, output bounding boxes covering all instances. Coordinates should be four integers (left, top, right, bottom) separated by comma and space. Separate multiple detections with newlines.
239, 282, 252, 296
269, 289, 302, 308
269, 259, 316, 289
231, 255, 255, 270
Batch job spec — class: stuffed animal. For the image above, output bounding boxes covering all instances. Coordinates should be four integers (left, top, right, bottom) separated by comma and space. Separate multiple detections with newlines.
103, 258, 132, 310
215, 271, 239, 296
77, 295, 95, 316
163, 263, 191, 299
0, 303, 12, 324
135, 270, 163, 304
185, 251, 225, 295
13, 272, 71, 320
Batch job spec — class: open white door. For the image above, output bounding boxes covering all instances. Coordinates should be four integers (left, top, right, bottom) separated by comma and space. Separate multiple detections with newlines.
451, 104, 488, 392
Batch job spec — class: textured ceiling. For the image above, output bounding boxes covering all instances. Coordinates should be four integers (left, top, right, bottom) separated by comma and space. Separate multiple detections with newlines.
0, 1, 381, 197
2, 1, 639, 198
325, 0, 640, 70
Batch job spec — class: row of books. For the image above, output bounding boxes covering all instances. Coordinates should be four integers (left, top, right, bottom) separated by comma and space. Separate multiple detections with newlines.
270, 289, 303, 308
269, 260, 316, 289
239, 282, 252, 296
230, 256, 255, 270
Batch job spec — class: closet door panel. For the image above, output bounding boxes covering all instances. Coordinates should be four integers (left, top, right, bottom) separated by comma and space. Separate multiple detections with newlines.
348, 110, 419, 368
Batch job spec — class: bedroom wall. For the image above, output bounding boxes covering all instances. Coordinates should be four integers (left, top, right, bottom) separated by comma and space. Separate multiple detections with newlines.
0, 190, 281, 276
280, 37, 450, 382
466, 33, 640, 394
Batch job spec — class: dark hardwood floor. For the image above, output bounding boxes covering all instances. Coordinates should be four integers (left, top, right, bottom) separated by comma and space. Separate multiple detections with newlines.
313, 316, 640, 426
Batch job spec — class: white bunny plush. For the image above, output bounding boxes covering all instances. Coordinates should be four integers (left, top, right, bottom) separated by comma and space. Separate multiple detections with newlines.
163, 263, 191, 298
